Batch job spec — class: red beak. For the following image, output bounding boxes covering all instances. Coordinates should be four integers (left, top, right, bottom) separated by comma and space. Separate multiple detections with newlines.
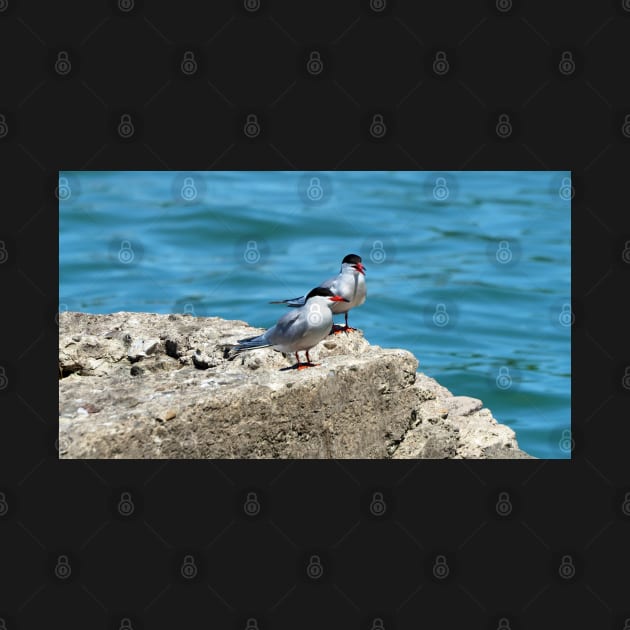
330, 295, 348, 302
354, 262, 366, 275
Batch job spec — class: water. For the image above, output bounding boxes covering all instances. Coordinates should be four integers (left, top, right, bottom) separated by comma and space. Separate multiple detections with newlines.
59, 170, 571, 459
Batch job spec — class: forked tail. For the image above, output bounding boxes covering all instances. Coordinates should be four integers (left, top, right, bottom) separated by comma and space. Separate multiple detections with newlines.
227, 334, 271, 359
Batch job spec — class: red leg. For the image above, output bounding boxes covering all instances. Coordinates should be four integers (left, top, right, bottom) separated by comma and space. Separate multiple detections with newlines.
345, 311, 356, 332
332, 311, 356, 334
296, 349, 319, 369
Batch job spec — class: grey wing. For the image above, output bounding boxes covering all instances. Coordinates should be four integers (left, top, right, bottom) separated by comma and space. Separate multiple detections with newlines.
271, 272, 339, 307
269, 294, 306, 307
319, 273, 339, 290
282, 295, 307, 307
266, 308, 305, 345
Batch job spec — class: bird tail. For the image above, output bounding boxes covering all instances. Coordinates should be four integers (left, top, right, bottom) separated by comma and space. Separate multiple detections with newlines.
227, 334, 271, 359
269, 296, 305, 307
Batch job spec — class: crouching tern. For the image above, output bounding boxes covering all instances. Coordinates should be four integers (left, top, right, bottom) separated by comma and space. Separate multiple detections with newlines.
270, 253, 366, 332
229, 287, 348, 369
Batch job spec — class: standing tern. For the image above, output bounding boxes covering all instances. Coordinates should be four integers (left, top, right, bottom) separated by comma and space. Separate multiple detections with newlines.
229, 287, 348, 369
270, 254, 366, 332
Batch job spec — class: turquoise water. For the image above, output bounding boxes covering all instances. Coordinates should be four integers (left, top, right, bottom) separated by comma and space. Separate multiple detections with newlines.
59, 170, 571, 459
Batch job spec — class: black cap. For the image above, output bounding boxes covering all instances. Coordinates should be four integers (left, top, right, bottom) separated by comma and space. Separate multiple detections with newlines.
305, 287, 336, 301
342, 254, 362, 265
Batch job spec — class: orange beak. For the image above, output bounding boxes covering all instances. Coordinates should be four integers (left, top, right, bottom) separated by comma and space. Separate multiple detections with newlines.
330, 295, 349, 302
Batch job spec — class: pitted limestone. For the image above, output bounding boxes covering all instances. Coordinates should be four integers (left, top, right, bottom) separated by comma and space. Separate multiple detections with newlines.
58, 311, 534, 459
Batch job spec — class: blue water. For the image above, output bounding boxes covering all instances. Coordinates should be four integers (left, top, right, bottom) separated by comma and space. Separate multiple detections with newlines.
59, 170, 571, 459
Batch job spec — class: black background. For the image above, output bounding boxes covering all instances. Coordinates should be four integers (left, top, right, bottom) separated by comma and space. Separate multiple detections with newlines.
1, 0, 629, 628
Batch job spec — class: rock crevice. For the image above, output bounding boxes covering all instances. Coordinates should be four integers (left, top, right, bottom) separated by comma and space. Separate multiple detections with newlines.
58, 312, 534, 459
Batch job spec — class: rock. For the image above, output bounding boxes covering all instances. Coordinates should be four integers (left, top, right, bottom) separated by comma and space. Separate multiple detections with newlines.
156, 408, 177, 422
127, 337, 160, 362
58, 312, 534, 459
192, 349, 215, 370
130, 365, 143, 377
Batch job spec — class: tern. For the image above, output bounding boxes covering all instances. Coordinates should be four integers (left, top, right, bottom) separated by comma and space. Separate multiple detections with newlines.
270, 254, 366, 332
229, 287, 348, 369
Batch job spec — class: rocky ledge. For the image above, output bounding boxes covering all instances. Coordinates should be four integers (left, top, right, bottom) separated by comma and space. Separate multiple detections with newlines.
58, 312, 534, 459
